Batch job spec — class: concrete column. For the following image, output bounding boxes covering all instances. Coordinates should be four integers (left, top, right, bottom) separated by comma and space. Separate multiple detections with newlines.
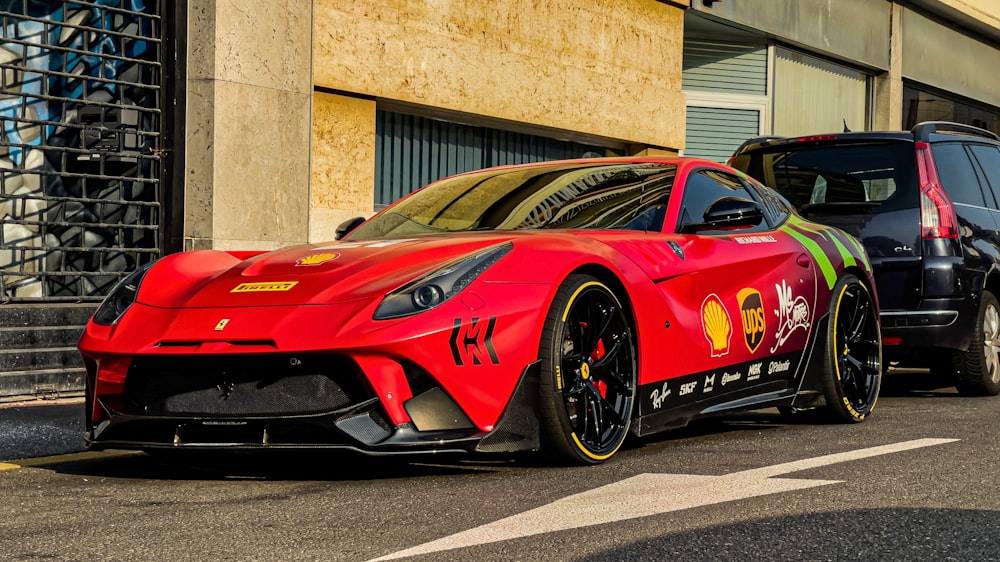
183, 0, 313, 251
873, 2, 904, 131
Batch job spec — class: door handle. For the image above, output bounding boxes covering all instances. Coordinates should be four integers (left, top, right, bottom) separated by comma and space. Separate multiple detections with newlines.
796, 253, 811, 268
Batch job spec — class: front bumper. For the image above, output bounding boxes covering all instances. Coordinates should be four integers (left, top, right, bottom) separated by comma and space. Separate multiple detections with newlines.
85, 356, 541, 456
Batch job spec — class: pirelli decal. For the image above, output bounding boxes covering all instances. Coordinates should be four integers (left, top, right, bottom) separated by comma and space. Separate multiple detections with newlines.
231, 281, 298, 293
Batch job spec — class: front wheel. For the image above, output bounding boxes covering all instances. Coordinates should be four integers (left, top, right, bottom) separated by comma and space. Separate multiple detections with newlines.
538, 275, 637, 465
822, 274, 882, 422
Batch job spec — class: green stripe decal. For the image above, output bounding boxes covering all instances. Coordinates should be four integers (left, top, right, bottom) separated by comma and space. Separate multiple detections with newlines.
827, 230, 857, 269
782, 224, 837, 289
789, 215, 868, 268
843, 232, 869, 265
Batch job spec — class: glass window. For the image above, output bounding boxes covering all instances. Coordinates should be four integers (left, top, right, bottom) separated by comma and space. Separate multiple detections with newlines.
931, 143, 988, 207
349, 163, 677, 239
742, 176, 790, 226
731, 142, 918, 214
903, 85, 999, 136
677, 170, 768, 234
969, 144, 1000, 207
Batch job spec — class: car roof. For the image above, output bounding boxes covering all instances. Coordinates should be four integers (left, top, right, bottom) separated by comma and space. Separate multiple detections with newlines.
734, 121, 1000, 155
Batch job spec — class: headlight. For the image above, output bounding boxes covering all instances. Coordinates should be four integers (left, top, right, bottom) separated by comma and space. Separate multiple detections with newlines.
92, 261, 155, 325
374, 242, 512, 320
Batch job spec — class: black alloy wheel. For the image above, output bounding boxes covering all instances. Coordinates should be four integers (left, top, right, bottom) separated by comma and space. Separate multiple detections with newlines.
823, 273, 882, 422
538, 275, 637, 464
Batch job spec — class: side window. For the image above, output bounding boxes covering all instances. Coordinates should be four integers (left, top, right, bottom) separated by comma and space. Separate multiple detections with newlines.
932, 143, 989, 208
969, 144, 1000, 207
677, 170, 769, 234
742, 176, 790, 226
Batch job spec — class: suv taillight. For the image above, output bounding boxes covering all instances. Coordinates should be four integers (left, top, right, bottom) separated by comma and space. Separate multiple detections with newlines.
915, 141, 959, 239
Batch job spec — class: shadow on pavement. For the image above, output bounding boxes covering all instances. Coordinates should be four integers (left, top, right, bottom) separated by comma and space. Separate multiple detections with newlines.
576, 507, 1000, 561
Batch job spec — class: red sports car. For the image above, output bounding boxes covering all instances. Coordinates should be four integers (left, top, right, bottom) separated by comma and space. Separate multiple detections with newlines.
79, 157, 882, 464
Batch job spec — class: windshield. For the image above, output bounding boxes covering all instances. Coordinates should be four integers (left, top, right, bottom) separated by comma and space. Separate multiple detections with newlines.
347, 162, 677, 239
731, 141, 918, 213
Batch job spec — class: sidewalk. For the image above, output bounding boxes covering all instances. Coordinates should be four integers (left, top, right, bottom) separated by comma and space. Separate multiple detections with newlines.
0, 396, 86, 462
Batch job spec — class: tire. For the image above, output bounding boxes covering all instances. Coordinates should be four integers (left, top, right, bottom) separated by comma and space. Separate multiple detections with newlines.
822, 274, 882, 422
952, 290, 1000, 396
538, 275, 637, 465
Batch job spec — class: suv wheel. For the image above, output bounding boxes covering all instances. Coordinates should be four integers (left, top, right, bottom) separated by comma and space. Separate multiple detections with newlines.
953, 290, 1000, 396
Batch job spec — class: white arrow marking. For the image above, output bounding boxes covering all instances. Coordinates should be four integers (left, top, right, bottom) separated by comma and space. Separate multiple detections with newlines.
371, 438, 958, 561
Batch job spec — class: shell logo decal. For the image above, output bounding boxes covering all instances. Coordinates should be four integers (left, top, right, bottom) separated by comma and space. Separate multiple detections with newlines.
701, 293, 732, 357
296, 252, 339, 266
738, 288, 766, 354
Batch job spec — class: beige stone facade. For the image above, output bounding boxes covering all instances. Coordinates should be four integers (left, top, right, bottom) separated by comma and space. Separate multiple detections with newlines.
182, 0, 1000, 250
185, 0, 689, 249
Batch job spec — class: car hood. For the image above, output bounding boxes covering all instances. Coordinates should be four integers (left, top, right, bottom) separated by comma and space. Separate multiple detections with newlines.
137, 234, 517, 309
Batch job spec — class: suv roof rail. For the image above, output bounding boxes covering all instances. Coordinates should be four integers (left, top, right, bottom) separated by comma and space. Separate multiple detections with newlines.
911, 121, 1000, 143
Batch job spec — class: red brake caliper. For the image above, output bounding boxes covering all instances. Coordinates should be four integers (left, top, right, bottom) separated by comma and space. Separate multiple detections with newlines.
590, 338, 607, 398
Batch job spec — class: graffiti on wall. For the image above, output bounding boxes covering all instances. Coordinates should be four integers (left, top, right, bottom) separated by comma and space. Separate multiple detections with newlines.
0, 0, 160, 300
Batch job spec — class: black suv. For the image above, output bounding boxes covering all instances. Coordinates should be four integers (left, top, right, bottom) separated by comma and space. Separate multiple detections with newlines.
730, 122, 1000, 395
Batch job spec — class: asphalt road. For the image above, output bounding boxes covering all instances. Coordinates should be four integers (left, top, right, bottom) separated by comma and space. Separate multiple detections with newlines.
1, 371, 998, 561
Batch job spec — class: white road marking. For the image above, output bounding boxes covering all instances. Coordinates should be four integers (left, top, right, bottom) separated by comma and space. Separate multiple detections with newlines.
371, 438, 959, 561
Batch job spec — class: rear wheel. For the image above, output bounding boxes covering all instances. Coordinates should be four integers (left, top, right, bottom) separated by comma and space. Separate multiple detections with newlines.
952, 290, 1000, 396
822, 274, 882, 422
538, 275, 636, 465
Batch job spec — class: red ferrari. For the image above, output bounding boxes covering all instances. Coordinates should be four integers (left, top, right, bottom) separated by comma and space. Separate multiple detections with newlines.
79, 157, 882, 464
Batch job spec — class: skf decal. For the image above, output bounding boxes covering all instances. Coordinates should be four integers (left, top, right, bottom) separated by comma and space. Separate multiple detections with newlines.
679, 380, 698, 396
214, 318, 230, 331
770, 280, 811, 353
701, 293, 732, 357
738, 288, 766, 354
296, 252, 339, 266
449, 317, 499, 366
231, 281, 298, 293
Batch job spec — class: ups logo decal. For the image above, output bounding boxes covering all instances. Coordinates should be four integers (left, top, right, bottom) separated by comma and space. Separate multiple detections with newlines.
738, 287, 766, 354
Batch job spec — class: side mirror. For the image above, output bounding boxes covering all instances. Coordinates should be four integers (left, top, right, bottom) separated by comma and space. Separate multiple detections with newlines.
682, 197, 764, 233
335, 217, 365, 240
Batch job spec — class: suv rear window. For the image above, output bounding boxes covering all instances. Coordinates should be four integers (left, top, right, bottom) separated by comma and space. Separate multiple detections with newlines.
731, 141, 918, 214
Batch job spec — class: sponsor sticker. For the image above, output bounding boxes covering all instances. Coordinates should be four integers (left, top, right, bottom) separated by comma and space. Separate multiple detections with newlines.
231, 281, 298, 293
734, 235, 777, 245
650, 382, 672, 410
701, 293, 732, 357
721, 371, 742, 386
449, 317, 499, 366
703, 373, 715, 393
296, 252, 339, 266
738, 288, 766, 354
770, 280, 811, 353
768, 359, 792, 375
679, 381, 698, 396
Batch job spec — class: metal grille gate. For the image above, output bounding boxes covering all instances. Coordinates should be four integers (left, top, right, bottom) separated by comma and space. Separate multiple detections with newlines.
0, 0, 162, 303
